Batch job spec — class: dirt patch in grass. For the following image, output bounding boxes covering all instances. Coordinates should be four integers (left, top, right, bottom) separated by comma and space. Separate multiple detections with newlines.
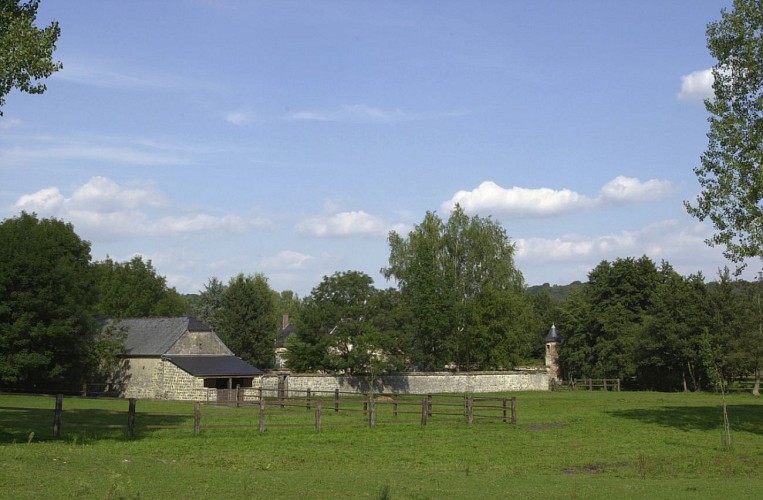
561, 464, 604, 475
525, 422, 567, 431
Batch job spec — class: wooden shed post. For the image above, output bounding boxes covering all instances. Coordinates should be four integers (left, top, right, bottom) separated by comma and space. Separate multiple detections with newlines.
53, 394, 63, 438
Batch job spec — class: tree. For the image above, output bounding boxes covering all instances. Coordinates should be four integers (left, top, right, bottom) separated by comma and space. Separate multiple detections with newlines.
92, 256, 188, 318
685, 0, 763, 271
382, 205, 528, 371
217, 273, 276, 369
286, 271, 406, 375
0, 213, 98, 387
189, 277, 226, 332
0, 0, 62, 115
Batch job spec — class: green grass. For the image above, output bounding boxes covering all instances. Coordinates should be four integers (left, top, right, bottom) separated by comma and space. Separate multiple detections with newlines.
1, 391, 762, 499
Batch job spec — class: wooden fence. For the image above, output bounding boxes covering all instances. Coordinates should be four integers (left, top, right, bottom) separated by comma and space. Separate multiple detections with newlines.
4, 390, 518, 438
555, 378, 621, 391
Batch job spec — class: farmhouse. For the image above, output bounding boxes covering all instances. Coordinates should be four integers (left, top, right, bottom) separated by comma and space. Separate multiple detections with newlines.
102, 317, 262, 401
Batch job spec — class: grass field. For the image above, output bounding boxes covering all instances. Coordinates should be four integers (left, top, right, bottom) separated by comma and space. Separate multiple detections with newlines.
1, 390, 762, 499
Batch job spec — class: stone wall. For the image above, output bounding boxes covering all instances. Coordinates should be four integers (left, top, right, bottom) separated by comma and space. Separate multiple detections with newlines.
120, 357, 161, 399
167, 331, 232, 355
260, 370, 549, 396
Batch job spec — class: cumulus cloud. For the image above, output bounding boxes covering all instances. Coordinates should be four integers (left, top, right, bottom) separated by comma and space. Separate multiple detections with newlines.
678, 68, 714, 102
295, 204, 408, 238
224, 110, 252, 126
441, 176, 673, 217
13, 176, 269, 240
515, 219, 729, 281
284, 104, 468, 124
260, 250, 315, 270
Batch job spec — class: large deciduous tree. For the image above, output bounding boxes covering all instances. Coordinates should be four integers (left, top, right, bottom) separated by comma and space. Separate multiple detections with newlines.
286, 271, 406, 375
0, 0, 62, 114
93, 256, 188, 318
0, 213, 97, 387
217, 273, 277, 369
685, 0, 763, 271
382, 205, 529, 371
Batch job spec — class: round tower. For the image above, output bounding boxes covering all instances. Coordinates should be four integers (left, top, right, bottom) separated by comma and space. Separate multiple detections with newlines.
545, 324, 561, 383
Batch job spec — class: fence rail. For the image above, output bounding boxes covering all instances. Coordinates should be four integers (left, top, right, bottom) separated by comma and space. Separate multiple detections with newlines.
0, 390, 518, 438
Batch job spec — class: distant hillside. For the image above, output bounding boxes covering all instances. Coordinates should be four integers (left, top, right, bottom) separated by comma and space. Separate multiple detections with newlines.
526, 281, 586, 301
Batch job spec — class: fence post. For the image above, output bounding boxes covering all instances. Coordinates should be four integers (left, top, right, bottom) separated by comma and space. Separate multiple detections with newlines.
510, 397, 517, 424
306, 388, 311, 410
467, 397, 473, 426
392, 394, 398, 417
127, 398, 137, 438
502, 398, 508, 423
617, 379, 621, 392
236, 384, 242, 408
603, 379, 608, 391
420, 398, 428, 426
363, 393, 368, 416
315, 400, 322, 432
259, 398, 266, 433
369, 395, 376, 428
194, 401, 201, 435
427, 394, 432, 417
53, 394, 63, 438
334, 389, 340, 413
463, 394, 468, 416
588, 378, 593, 391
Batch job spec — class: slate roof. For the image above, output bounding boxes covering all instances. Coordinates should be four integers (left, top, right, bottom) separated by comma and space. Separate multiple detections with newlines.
545, 324, 561, 343
102, 317, 214, 356
163, 355, 263, 377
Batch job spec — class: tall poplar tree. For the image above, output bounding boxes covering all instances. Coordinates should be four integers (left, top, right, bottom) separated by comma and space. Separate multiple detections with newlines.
685, 0, 763, 271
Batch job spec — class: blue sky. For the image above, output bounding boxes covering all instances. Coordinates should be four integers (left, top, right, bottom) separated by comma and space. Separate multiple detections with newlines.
1, 0, 749, 296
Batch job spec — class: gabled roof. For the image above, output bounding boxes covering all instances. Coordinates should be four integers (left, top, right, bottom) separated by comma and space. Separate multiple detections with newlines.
163, 355, 263, 377
103, 317, 214, 356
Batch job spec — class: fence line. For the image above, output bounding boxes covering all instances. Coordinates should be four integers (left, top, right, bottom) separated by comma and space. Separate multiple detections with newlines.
1, 391, 520, 438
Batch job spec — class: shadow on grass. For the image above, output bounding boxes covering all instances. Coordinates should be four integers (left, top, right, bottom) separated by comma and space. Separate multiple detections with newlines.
0, 405, 193, 443
609, 404, 763, 435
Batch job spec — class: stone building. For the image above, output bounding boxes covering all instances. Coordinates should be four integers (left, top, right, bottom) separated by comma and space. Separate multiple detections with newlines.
102, 317, 262, 400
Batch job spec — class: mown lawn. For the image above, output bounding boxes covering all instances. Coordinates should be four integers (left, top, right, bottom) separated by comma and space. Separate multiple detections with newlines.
1, 391, 762, 499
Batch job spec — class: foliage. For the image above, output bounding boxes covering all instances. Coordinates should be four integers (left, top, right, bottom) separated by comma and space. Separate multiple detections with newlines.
685, 0, 763, 272
0, 212, 98, 387
217, 273, 277, 369
0, 0, 62, 114
382, 205, 529, 371
189, 277, 226, 332
561, 256, 660, 380
286, 271, 406, 375
92, 256, 188, 318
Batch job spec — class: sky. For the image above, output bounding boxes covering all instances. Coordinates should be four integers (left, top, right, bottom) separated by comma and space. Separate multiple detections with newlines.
1, 0, 753, 297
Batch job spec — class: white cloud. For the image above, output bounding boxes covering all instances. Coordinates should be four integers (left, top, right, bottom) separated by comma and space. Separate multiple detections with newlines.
515, 218, 740, 284
284, 104, 468, 124
261, 250, 315, 270
598, 175, 672, 203
13, 176, 270, 240
678, 68, 714, 102
442, 176, 673, 217
296, 209, 391, 237
1, 134, 195, 168
0, 118, 21, 129
225, 110, 252, 126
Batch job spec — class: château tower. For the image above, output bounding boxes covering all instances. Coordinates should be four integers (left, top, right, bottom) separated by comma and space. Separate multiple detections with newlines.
545, 324, 561, 382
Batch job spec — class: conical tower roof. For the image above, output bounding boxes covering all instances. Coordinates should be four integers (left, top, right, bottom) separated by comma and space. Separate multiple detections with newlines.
545, 323, 560, 343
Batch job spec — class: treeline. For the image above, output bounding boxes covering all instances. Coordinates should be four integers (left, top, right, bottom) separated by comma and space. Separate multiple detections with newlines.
2, 211, 761, 395
553, 257, 762, 394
